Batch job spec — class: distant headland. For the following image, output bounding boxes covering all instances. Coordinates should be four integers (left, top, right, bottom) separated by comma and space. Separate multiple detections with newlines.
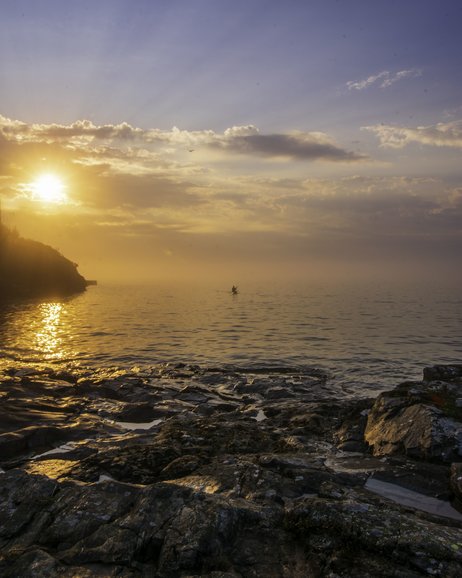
0, 224, 89, 300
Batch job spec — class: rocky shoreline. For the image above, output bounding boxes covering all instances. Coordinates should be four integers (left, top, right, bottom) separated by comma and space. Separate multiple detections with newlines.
1, 363, 461, 577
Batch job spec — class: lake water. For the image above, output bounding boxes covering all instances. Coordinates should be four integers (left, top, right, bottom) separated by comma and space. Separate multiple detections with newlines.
0, 281, 461, 397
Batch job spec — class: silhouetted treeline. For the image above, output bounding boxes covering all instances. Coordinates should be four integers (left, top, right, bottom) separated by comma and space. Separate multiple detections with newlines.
0, 224, 87, 300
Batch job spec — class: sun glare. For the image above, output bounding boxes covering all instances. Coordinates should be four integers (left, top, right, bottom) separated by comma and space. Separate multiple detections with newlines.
31, 173, 67, 204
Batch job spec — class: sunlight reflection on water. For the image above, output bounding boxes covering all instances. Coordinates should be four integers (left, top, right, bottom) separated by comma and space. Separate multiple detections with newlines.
0, 281, 461, 395
35, 303, 65, 359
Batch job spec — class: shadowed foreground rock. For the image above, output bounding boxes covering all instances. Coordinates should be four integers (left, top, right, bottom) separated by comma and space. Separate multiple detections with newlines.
0, 363, 461, 576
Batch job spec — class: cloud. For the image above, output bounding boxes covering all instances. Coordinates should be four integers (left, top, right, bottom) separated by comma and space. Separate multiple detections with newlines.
3, 113, 460, 277
224, 125, 260, 137
214, 130, 366, 161
346, 69, 421, 91
40, 120, 145, 141
364, 120, 462, 148
0, 115, 363, 163
0, 116, 145, 143
0, 115, 454, 239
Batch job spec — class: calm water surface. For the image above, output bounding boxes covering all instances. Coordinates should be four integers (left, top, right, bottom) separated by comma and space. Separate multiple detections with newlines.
0, 281, 461, 396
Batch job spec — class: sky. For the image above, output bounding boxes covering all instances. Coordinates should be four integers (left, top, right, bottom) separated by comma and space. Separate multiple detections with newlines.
1, 0, 461, 285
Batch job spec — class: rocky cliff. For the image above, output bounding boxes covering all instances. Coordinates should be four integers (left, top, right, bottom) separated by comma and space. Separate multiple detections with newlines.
0, 225, 87, 299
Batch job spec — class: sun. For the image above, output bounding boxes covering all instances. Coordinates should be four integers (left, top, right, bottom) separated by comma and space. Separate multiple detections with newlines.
31, 173, 67, 204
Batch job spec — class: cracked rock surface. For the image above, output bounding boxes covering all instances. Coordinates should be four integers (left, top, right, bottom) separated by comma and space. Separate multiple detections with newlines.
1, 363, 462, 577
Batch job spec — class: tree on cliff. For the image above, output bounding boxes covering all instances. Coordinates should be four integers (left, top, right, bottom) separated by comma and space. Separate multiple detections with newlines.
0, 224, 87, 299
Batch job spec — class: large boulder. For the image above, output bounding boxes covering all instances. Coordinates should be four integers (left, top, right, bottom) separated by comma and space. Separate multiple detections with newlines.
365, 367, 462, 462
365, 397, 462, 462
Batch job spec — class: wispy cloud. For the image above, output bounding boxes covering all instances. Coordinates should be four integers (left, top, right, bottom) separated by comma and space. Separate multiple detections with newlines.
364, 120, 462, 148
346, 69, 422, 91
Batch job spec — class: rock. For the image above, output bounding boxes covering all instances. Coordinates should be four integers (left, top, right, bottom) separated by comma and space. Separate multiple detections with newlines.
0, 431, 28, 459
286, 488, 462, 577
2, 364, 462, 576
450, 462, 462, 509
423, 365, 462, 383
335, 398, 372, 452
336, 440, 367, 452
160, 455, 204, 479
1, 549, 62, 578
365, 381, 462, 462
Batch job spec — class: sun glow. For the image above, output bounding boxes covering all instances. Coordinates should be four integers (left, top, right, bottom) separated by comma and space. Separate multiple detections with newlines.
31, 173, 67, 204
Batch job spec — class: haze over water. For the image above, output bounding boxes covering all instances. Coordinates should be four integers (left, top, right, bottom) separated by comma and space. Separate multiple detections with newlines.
1, 280, 460, 397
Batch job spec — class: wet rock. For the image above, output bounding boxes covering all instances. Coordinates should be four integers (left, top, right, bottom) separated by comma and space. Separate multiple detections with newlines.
265, 386, 295, 399
335, 398, 371, 452
60, 414, 282, 486
286, 488, 462, 577
0, 425, 70, 460
113, 402, 164, 422
423, 365, 462, 383
336, 440, 366, 452
365, 381, 462, 462
369, 457, 452, 499
1, 549, 62, 578
0, 431, 28, 459
2, 364, 462, 576
0, 470, 57, 545
450, 462, 462, 509
160, 455, 204, 479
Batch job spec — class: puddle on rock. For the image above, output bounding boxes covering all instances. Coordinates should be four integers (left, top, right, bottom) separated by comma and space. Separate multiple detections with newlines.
97, 474, 116, 483
366, 477, 462, 522
113, 418, 164, 430
32, 443, 77, 460
254, 410, 267, 422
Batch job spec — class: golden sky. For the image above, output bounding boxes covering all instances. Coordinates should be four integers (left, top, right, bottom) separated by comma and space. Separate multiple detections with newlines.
1, 2, 461, 285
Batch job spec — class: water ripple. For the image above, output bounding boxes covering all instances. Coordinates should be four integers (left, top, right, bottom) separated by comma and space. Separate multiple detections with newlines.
1, 282, 461, 395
